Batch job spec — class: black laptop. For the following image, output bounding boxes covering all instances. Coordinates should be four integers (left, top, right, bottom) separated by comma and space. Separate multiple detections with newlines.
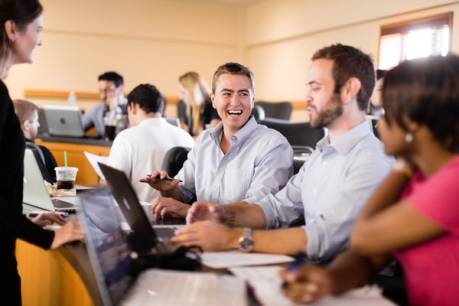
98, 163, 179, 251
79, 188, 245, 306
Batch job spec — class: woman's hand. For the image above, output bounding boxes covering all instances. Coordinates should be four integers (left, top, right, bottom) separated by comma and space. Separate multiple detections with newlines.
281, 264, 334, 304
50, 220, 84, 249
29, 212, 66, 227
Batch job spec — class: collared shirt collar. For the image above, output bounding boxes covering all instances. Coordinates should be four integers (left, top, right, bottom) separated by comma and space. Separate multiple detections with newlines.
138, 117, 167, 126
316, 120, 373, 155
209, 116, 258, 146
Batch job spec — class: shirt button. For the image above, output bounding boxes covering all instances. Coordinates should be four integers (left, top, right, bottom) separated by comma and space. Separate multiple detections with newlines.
231, 136, 237, 142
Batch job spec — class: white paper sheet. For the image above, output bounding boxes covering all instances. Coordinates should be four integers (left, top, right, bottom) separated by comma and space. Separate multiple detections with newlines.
84, 151, 109, 179
229, 266, 396, 306
201, 251, 293, 268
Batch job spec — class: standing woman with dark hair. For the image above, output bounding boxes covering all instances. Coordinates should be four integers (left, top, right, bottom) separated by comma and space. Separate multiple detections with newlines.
0, 1, 83, 305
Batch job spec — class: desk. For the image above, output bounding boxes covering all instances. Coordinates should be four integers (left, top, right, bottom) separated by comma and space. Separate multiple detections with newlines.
36, 136, 111, 185
16, 240, 98, 306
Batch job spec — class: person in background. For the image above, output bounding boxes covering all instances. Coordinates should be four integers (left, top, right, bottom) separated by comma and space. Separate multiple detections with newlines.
141, 62, 293, 219
13, 99, 57, 183
177, 71, 220, 136
174, 44, 392, 262
0, 1, 83, 305
368, 69, 386, 117
82, 71, 128, 137
108, 84, 195, 203
281, 55, 459, 306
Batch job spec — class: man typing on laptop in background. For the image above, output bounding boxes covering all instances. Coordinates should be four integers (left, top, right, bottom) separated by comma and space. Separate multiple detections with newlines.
83, 71, 128, 138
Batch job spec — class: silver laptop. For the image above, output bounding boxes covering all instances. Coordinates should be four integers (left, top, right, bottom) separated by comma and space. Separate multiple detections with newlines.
23, 148, 77, 214
79, 188, 247, 306
43, 105, 85, 137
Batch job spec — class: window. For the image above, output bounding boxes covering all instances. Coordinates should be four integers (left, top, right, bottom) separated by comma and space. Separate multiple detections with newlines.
378, 13, 452, 70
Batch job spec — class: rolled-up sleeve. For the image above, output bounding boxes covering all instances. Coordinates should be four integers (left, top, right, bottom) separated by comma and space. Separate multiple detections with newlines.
243, 137, 293, 204
255, 163, 306, 228
305, 150, 392, 262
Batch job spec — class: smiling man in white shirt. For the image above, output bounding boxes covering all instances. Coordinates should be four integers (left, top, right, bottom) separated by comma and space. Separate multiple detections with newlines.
141, 62, 293, 220
108, 84, 194, 203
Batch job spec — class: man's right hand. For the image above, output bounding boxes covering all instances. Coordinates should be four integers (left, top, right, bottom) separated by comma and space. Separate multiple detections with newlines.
139, 170, 179, 193
186, 201, 222, 224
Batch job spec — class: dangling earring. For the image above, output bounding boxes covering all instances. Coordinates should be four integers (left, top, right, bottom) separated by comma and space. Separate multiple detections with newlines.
405, 133, 413, 143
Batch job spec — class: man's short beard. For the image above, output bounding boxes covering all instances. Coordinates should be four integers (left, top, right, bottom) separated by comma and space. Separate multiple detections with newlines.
310, 95, 343, 128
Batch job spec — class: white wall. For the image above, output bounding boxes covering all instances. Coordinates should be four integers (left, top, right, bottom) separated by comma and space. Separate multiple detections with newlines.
5, 0, 245, 101
246, 0, 459, 103
5, 0, 459, 116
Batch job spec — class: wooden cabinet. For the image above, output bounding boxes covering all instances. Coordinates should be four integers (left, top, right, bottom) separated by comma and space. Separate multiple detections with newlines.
16, 241, 94, 306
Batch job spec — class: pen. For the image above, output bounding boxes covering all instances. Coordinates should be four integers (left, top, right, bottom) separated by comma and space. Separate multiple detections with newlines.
282, 252, 308, 289
146, 174, 182, 183
27, 211, 69, 218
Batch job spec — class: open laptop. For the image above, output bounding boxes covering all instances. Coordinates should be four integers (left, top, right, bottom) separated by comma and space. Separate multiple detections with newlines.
43, 105, 85, 137
79, 188, 247, 306
23, 148, 77, 214
98, 163, 180, 242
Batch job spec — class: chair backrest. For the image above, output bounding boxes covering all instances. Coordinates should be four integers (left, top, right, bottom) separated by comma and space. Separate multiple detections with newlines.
255, 101, 292, 120
259, 118, 325, 148
251, 105, 266, 122
161, 146, 191, 177
165, 117, 180, 127
366, 115, 380, 139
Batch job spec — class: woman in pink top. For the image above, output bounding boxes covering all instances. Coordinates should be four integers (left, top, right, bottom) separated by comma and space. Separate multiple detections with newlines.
281, 55, 459, 306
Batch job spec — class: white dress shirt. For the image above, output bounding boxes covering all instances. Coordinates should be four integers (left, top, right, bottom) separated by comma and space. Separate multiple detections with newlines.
109, 118, 195, 202
177, 116, 293, 204
256, 121, 393, 262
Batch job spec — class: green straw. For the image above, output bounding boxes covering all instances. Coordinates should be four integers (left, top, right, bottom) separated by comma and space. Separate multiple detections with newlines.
64, 151, 68, 167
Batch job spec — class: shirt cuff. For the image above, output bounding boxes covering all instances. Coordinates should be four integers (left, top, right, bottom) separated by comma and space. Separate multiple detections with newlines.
178, 185, 195, 204
253, 195, 279, 229
304, 225, 320, 262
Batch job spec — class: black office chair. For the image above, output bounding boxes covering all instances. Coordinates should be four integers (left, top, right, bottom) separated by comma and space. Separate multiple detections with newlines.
255, 101, 292, 120
259, 118, 325, 148
366, 115, 380, 139
161, 146, 191, 177
251, 105, 266, 122
260, 119, 325, 174
165, 117, 180, 127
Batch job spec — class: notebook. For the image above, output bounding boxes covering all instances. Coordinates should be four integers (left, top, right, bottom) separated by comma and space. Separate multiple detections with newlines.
79, 188, 248, 306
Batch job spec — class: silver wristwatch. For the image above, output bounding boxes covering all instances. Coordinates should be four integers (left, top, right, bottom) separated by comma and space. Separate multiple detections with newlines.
239, 228, 254, 252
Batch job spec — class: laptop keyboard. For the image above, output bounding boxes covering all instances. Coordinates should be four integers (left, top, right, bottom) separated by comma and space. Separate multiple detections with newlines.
154, 227, 177, 240
52, 198, 77, 214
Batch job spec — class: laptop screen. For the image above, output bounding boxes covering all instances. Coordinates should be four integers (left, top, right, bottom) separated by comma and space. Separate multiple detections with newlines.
79, 188, 134, 306
43, 106, 85, 137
